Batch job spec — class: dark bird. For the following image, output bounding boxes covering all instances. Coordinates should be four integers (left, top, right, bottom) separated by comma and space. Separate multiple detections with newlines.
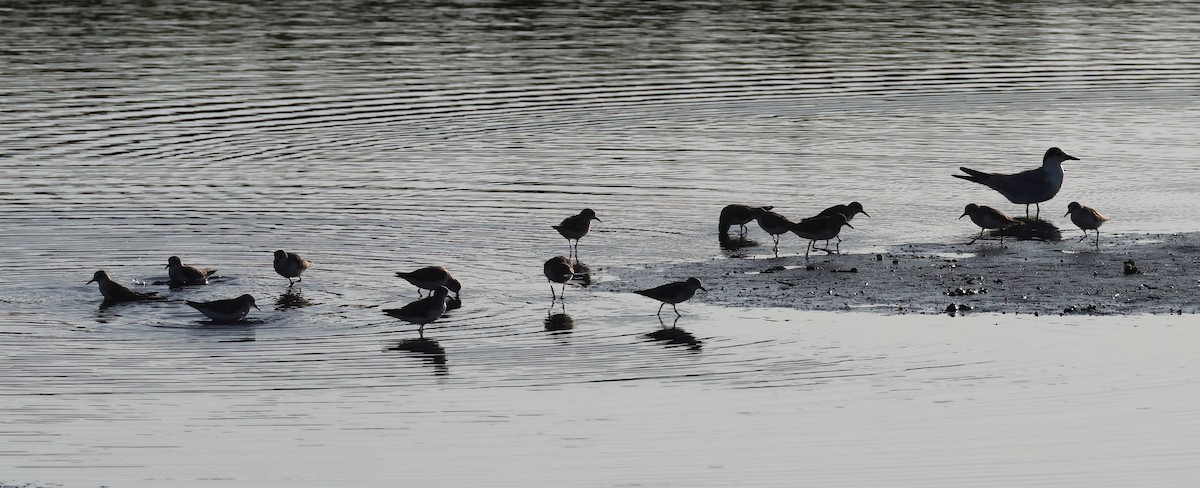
543, 256, 574, 300
634, 277, 707, 317
802, 202, 869, 252
1065, 201, 1111, 249
86, 270, 158, 304
273, 250, 312, 286
754, 209, 795, 254
960, 203, 1022, 245
384, 286, 450, 332
395, 266, 462, 299
953, 147, 1079, 219
165, 255, 216, 286
718, 204, 773, 239
790, 214, 854, 259
553, 208, 601, 259
186, 294, 259, 323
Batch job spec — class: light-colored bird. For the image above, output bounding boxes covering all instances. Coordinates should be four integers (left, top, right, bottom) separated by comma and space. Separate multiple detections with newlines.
754, 209, 794, 254
960, 203, 1022, 245
790, 214, 854, 258
553, 208, 601, 259
165, 256, 216, 286
273, 249, 312, 286
1065, 201, 1111, 249
395, 266, 462, 299
384, 286, 450, 332
186, 294, 259, 323
953, 147, 1079, 219
803, 202, 869, 251
543, 256, 574, 300
634, 277, 707, 317
718, 204, 773, 238
86, 270, 158, 304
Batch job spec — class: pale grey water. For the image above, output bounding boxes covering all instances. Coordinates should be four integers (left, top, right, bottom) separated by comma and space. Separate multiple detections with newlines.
2, 2, 1200, 486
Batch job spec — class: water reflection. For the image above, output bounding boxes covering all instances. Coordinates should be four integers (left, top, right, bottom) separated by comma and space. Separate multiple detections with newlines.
544, 311, 574, 333
387, 335, 448, 375
276, 288, 314, 310
570, 261, 592, 287
644, 316, 702, 351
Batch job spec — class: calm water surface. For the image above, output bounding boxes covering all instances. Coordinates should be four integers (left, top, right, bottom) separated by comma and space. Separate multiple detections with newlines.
2, 1, 1199, 486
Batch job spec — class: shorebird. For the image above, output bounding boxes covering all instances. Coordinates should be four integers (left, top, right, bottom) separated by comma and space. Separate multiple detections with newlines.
1065, 201, 1111, 249
790, 214, 854, 258
273, 250, 312, 286
953, 147, 1079, 219
553, 208, 601, 259
803, 202, 869, 252
395, 266, 462, 299
384, 286, 450, 332
165, 256, 216, 286
754, 209, 794, 254
186, 294, 259, 323
634, 277, 706, 317
86, 270, 158, 304
718, 204, 773, 238
543, 256, 574, 300
960, 204, 1022, 245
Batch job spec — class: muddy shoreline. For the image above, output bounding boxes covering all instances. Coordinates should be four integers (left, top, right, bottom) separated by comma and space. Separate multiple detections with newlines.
595, 233, 1200, 316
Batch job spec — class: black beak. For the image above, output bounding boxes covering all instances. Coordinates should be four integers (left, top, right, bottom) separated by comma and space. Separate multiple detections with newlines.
844, 222, 854, 229
86, 279, 96, 284
958, 213, 967, 219
861, 211, 871, 218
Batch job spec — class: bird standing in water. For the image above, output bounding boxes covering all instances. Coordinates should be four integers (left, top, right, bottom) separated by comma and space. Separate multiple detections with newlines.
954, 147, 1079, 219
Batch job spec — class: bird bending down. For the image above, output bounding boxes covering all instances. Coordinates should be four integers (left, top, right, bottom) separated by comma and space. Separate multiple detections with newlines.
273, 250, 312, 286
634, 277, 706, 317
754, 209, 794, 254
719, 204, 773, 239
384, 286, 450, 333
186, 294, 259, 323
543, 256, 574, 300
395, 266, 462, 299
953, 147, 1079, 219
802, 201, 869, 252
1065, 201, 1111, 249
86, 270, 159, 304
166, 256, 216, 285
553, 208, 601, 260
960, 204, 1022, 245
790, 214, 854, 259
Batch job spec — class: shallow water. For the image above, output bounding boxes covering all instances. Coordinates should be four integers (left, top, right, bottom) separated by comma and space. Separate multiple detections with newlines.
2, 1, 1199, 485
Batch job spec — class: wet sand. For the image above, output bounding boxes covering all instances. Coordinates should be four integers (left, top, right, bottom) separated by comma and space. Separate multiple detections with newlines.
597, 232, 1200, 315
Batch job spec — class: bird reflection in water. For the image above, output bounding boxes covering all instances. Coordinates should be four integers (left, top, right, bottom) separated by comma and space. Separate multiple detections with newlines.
570, 261, 592, 287
644, 315, 702, 351
544, 310, 574, 332
276, 288, 314, 310
387, 333, 448, 375
718, 234, 761, 251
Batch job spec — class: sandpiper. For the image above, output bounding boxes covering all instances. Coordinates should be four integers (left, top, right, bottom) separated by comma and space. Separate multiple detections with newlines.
803, 202, 869, 251
553, 208, 601, 259
86, 270, 158, 303
1065, 201, 1111, 249
384, 286, 450, 332
273, 250, 312, 286
165, 256, 216, 286
960, 203, 1022, 245
719, 204, 773, 238
790, 214, 854, 259
754, 209, 794, 254
395, 266, 462, 299
186, 294, 259, 323
543, 256, 574, 300
634, 277, 706, 317
953, 147, 1079, 219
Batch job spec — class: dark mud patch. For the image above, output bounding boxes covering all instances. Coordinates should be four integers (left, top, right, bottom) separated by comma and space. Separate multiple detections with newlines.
595, 233, 1200, 315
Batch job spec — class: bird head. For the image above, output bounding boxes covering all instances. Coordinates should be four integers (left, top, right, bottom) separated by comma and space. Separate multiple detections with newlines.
1044, 147, 1079, 165
686, 277, 707, 292
580, 208, 601, 222
959, 204, 979, 220
166, 256, 182, 269
86, 270, 109, 285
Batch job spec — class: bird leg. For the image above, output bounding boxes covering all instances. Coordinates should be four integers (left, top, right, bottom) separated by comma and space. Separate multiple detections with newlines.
672, 303, 681, 317
1078, 231, 1089, 243
804, 240, 812, 259
968, 229, 983, 245
656, 302, 666, 316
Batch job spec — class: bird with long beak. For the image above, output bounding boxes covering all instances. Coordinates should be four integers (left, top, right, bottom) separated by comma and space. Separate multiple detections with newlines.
960, 203, 1021, 245
954, 147, 1079, 219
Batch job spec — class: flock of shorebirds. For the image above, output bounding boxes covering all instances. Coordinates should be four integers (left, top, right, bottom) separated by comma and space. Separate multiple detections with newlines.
86, 147, 1110, 329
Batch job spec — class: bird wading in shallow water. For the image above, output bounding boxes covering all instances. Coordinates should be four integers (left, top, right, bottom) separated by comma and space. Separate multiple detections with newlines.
186, 294, 260, 323
754, 209, 794, 255
635, 277, 707, 317
384, 286, 450, 333
960, 204, 1021, 245
719, 204, 773, 239
395, 266, 462, 299
165, 255, 216, 286
954, 147, 1079, 219
273, 250, 312, 287
86, 270, 158, 304
543, 256, 574, 301
1065, 201, 1111, 249
802, 202, 869, 252
790, 213, 854, 259
553, 208, 601, 261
